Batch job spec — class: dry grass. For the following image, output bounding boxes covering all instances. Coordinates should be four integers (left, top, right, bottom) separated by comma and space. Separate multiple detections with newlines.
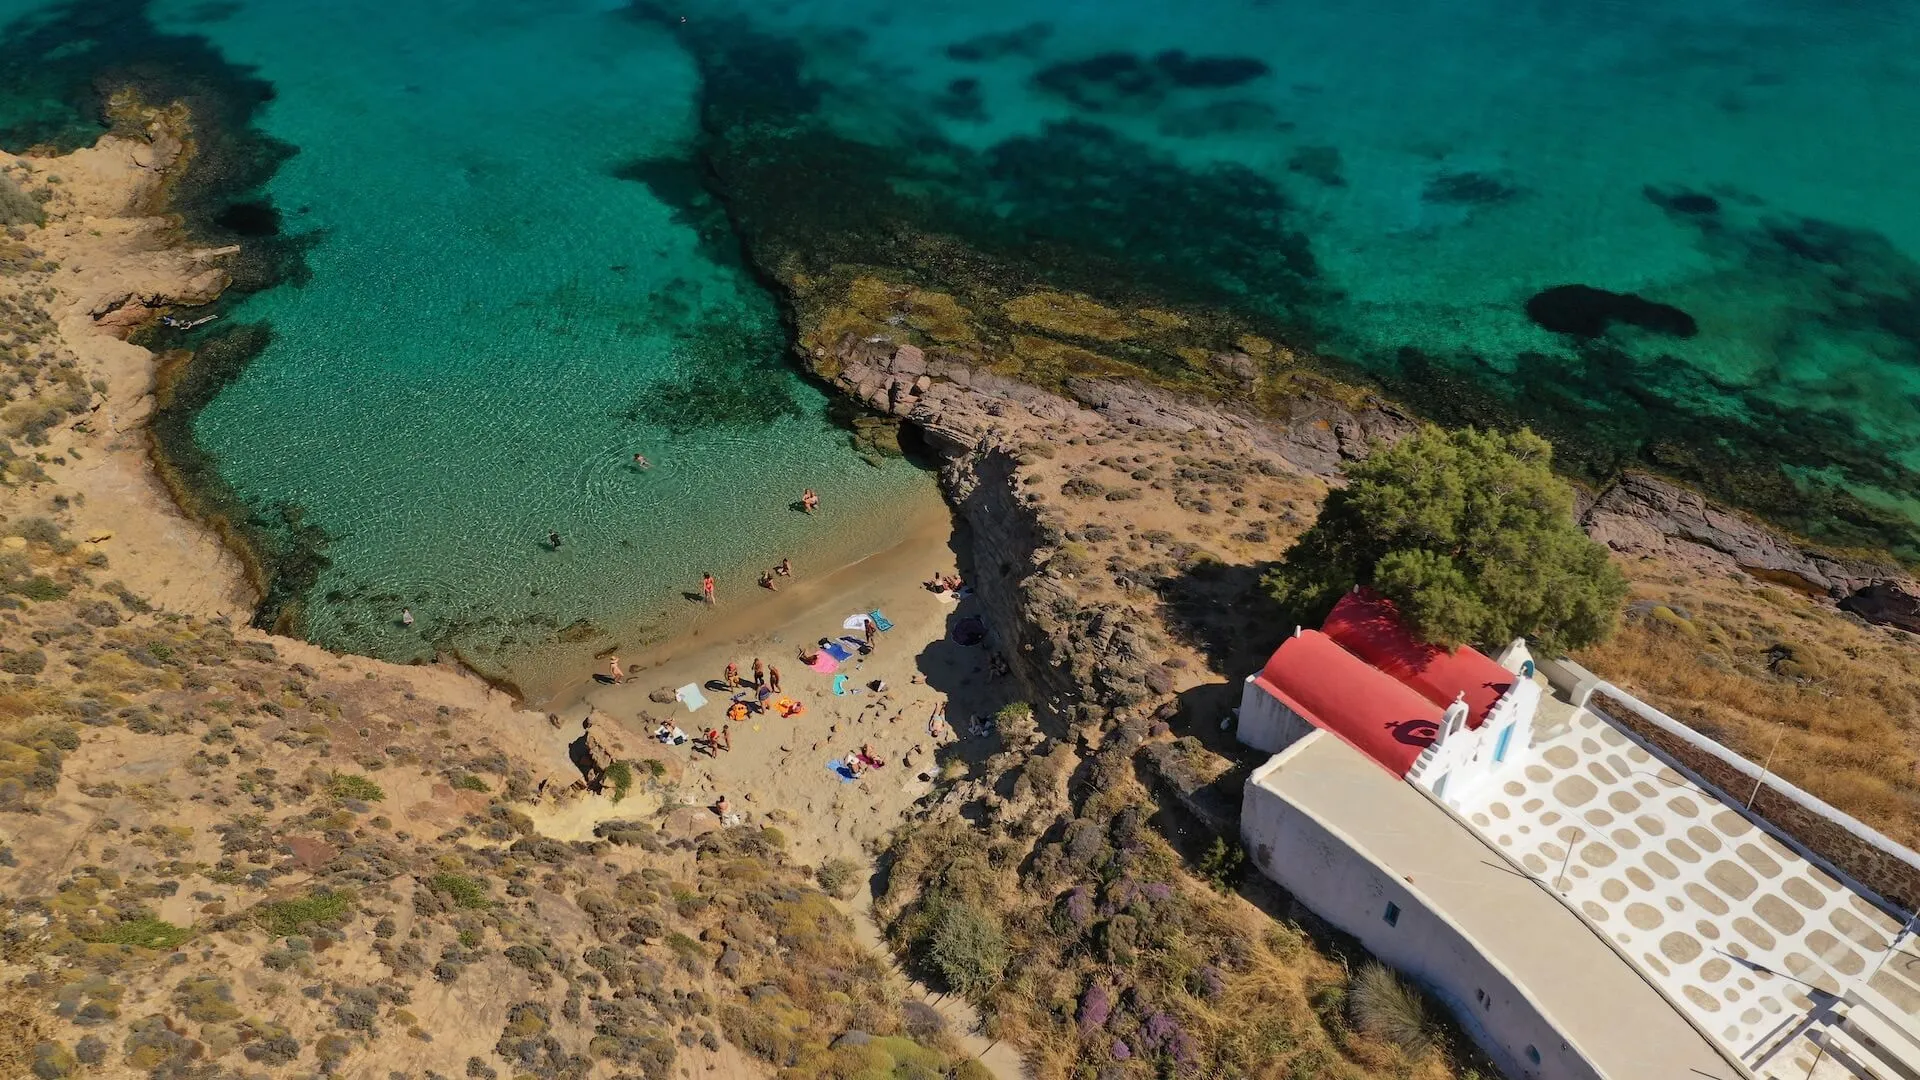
1578, 566, 1920, 847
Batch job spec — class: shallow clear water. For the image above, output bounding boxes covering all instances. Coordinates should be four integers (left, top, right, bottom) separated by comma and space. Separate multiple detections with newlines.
4, 0, 1920, 682
1, 0, 945, 691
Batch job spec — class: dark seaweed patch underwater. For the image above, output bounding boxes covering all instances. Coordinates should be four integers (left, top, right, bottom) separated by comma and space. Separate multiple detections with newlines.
638, 1, 1920, 559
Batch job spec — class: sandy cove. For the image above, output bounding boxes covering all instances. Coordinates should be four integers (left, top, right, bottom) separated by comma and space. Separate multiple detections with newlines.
555, 500, 1019, 862
2, 121, 1021, 867
5, 124, 1026, 1076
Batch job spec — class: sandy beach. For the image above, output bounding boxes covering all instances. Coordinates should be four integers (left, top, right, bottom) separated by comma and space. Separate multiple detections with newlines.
558, 499, 1021, 865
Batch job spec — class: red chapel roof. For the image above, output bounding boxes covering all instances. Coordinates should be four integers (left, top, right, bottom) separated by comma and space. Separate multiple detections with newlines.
1322, 588, 1515, 729
1255, 629, 1443, 777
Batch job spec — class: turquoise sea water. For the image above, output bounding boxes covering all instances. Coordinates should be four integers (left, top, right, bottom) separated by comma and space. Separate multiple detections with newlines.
4, 0, 1920, 682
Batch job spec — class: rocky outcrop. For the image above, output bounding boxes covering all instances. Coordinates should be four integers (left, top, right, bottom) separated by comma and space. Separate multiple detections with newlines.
1583, 472, 1920, 628
818, 330, 1413, 479
829, 328, 1920, 657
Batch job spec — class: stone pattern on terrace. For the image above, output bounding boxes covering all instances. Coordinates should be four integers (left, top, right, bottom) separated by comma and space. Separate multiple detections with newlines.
1457, 693, 1920, 1061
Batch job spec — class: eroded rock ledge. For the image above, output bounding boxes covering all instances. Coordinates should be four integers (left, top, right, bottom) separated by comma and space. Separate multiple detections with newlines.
819, 328, 1920, 686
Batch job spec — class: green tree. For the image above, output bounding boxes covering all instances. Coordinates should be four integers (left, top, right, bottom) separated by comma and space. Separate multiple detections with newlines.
1264, 425, 1626, 653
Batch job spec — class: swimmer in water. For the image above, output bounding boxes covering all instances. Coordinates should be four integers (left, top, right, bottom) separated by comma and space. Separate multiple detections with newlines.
632, 453, 651, 469
400, 607, 414, 628
548, 530, 563, 550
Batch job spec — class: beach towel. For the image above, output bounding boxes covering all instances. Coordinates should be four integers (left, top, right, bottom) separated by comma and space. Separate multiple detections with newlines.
842, 613, 869, 631
826, 759, 858, 783
832, 674, 848, 696
676, 683, 708, 711
868, 610, 893, 632
806, 653, 838, 674
822, 641, 852, 662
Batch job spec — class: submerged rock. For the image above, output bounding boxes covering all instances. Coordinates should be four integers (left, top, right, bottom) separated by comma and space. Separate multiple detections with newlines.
1524, 284, 1697, 339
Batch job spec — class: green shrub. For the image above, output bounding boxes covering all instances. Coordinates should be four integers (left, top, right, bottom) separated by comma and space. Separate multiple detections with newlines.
428, 873, 491, 909
814, 858, 860, 900
605, 761, 633, 804
926, 900, 1007, 999
0, 173, 42, 228
254, 889, 355, 937
81, 915, 190, 949
328, 772, 385, 802
451, 773, 489, 792
1348, 962, 1434, 1061
1197, 836, 1245, 892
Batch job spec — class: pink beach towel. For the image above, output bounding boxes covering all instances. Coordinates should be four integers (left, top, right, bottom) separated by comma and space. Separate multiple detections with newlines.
806, 653, 839, 674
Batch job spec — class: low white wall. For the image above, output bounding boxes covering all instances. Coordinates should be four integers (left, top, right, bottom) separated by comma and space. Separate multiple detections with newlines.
1243, 743, 1602, 1080
1236, 674, 1314, 754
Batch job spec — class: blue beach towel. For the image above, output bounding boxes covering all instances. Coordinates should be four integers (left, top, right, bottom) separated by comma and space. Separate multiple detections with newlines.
827, 759, 858, 783
822, 641, 852, 662
868, 610, 893, 632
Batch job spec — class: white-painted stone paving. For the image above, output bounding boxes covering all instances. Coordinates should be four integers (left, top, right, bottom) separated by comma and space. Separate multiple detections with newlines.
1459, 694, 1920, 1063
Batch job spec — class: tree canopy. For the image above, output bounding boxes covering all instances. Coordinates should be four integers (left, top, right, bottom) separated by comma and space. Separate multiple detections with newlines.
1264, 425, 1627, 653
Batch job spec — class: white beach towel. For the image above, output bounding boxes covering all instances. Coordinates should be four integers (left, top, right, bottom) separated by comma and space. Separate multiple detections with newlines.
676, 683, 708, 711
842, 613, 869, 630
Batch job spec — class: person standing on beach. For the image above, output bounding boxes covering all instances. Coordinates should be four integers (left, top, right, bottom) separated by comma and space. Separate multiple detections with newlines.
702, 572, 715, 605
751, 658, 766, 690
768, 665, 782, 694
801, 489, 819, 514
608, 655, 623, 684
863, 616, 878, 649
725, 661, 742, 688
720, 724, 732, 752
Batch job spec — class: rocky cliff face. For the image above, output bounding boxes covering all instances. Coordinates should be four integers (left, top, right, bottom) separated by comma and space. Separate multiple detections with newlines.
1583, 472, 1920, 631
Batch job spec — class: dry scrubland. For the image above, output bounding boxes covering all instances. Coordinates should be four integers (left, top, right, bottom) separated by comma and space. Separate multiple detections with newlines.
0, 139, 987, 1080
860, 413, 1499, 1080
0, 494, 988, 1080
0, 510, 992, 1080
1580, 562, 1920, 848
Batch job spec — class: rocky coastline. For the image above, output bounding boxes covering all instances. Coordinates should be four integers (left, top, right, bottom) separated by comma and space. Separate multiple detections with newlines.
814, 325, 1920, 657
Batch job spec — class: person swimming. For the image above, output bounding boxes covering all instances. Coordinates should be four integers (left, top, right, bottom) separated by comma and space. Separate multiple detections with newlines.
631, 452, 652, 469
548, 530, 563, 550
400, 607, 414, 628
801, 488, 819, 514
